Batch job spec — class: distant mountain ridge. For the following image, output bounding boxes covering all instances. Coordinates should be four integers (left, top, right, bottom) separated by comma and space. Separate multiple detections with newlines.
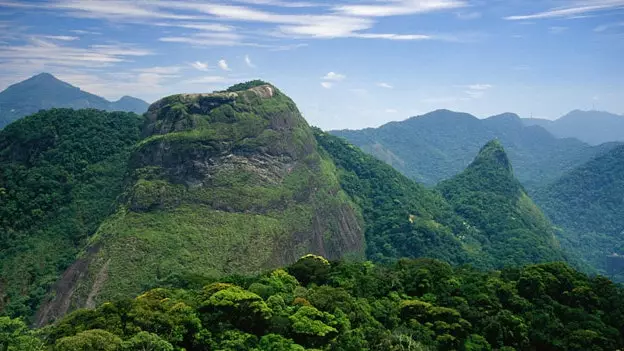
523, 110, 624, 145
332, 109, 616, 189
0, 73, 149, 128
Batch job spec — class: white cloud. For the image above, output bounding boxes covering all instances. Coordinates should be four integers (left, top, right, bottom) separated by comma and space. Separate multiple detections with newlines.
385, 108, 398, 113
0, 37, 152, 68
156, 22, 234, 32
161, 2, 442, 40
505, 0, 624, 20
334, 0, 467, 17
0, 0, 456, 43
352, 33, 430, 40
377, 82, 393, 89
231, 0, 319, 7
245, 54, 255, 68
218, 59, 231, 71
321, 81, 333, 89
70, 29, 101, 35
191, 61, 209, 71
41, 35, 79, 41
322, 72, 345, 81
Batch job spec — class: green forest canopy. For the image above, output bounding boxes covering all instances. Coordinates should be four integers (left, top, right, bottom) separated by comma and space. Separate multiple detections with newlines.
4, 256, 624, 351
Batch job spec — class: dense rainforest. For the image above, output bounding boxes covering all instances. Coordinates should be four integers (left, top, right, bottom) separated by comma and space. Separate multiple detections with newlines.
3, 255, 624, 350
0, 109, 143, 319
1, 81, 624, 350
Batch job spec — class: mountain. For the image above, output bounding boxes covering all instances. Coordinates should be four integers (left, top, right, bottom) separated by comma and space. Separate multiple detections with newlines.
34, 81, 366, 324
0, 82, 573, 326
437, 140, 566, 268
110, 95, 151, 114
534, 144, 624, 278
0, 73, 149, 128
524, 110, 624, 145
332, 109, 614, 189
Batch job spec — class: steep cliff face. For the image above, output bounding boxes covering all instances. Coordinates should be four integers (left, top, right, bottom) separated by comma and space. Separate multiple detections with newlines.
37, 82, 364, 325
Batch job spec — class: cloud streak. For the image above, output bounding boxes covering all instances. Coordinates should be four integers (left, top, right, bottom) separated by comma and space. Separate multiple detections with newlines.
505, 0, 624, 20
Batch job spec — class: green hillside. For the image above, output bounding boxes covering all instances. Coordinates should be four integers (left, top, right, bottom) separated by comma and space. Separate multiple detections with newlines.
10, 256, 624, 351
437, 140, 566, 268
314, 129, 471, 265
535, 144, 624, 278
36, 82, 365, 325
0, 109, 143, 318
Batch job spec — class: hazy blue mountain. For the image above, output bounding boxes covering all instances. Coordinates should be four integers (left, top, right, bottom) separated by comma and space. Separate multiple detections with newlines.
0, 73, 149, 128
523, 110, 624, 145
332, 109, 615, 189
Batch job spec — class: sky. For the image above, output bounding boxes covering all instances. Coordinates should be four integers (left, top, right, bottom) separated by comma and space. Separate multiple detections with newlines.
0, 0, 623, 130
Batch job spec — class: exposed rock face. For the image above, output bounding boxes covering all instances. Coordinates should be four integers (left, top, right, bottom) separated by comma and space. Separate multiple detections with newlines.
37, 82, 364, 325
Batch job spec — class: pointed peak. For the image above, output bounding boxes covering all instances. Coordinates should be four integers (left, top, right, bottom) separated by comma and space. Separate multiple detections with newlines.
32, 72, 56, 79
471, 139, 513, 173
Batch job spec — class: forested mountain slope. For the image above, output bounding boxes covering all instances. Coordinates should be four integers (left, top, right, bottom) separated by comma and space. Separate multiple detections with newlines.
534, 144, 624, 278
0, 109, 143, 319
0, 73, 149, 128
437, 140, 566, 268
332, 110, 615, 189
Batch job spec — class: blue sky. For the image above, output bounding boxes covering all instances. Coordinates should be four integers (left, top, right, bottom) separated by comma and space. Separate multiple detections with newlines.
0, 0, 622, 129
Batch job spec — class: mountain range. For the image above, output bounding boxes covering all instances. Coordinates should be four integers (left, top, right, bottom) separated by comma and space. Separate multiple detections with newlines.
3, 79, 624, 350
332, 109, 619, 189
525, 110, 624, 145
0, 73, 149, 128
0, 81, 566, 327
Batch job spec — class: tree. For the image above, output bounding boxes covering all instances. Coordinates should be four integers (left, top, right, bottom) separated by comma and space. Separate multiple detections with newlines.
0, 317, 44, 351
54, 329, 122, 351
120, 332, 173, 351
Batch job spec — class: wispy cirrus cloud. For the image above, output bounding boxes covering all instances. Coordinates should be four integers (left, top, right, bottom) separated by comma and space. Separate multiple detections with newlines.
377, 82, 394, 89
0, 0, 465, 44
333, 0, 467, 17
0, 37, 151, 68
505, 0, 624, 20
40, 35, 79, 41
